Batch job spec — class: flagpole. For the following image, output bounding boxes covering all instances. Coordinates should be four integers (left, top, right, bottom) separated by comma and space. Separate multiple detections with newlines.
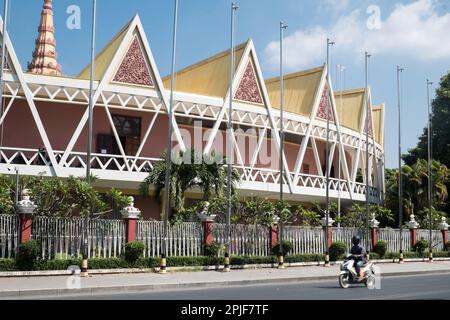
324, 38, 334, 267
365, 51, 371, 252
224, 2, 238, 273
0, 0, 9, 164
82, 0, 97, 278
427, 79, 433, 263
397, 66, 404, 263
159, 0, 179, 274
278, 21, 287, 270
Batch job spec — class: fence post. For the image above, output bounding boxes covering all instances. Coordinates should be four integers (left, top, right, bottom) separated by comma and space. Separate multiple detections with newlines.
17, 189, 37, 244
440, 217, 449, 249
270, 216, 280, 251
121, 197, 141, 243
321, 215, 334, 250
200, 216, 215, 248
369, 213, 380, 250
408, 214, 419, 250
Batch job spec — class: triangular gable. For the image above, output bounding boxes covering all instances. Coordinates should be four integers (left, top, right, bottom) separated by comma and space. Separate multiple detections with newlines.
315, 84, 335, 122
233, 58, 263, 105
78, 22, 129, 80
111, 34, 154, 87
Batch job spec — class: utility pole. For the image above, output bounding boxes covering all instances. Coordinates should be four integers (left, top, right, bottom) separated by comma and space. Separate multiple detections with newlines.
397, 66, 404, 263
324, 38, 334, 267
427, 79, 433, 263
278, 21, 288, 270
364, 51, 371, 252
0, 0, 9, 164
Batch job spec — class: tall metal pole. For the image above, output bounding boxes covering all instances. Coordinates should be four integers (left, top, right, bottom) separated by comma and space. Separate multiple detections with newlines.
224, 2, 238, 273
365, 51, 371, 252
427, 79, 433, 262
278, 21, 287, 269
325, 38, 334, 267
0, 0, 9, 164
82, 0, 97, 278
160, 0, 179, 274
337, 64, 345, 229
397, 66, 404, 263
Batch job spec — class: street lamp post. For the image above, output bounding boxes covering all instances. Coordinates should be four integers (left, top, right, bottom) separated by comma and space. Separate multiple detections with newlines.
364, 51, 371, 252
427, 79, 433, 263
337, 64, 346, 228
278, 20, 288, 270
0, 0, 9, 164
397, 66, 404, 263
324, 38, 334, 267
81, 0, 97, 278
224, 2, 238, 273
160, 0, 180, 274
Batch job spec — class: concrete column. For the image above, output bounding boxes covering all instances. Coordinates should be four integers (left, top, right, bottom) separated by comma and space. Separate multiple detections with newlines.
408, 214, 420, 250
121, 197, 141, 243
17, 189, 37, 244
369, 213, 380, 250
321, 214, 334, 250
439, 217, 449, 249
270, 215, 280, 250
197, 202, 216, 249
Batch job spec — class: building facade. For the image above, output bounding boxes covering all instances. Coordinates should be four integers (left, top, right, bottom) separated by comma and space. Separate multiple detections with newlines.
0, 2, 385, 220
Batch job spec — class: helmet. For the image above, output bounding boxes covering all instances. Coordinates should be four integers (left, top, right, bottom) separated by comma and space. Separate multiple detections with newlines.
352, 235, 360, 245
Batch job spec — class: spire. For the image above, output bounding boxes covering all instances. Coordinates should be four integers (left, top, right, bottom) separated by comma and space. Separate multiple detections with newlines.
27, 0, 61, 75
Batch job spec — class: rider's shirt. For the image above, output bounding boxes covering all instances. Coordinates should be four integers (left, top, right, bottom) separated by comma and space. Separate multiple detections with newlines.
350, 244, 367, 260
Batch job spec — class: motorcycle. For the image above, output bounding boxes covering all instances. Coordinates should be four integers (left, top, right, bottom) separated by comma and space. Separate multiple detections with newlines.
339, 254, 376, 289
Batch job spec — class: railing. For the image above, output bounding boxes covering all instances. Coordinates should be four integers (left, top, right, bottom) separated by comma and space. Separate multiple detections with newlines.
378, 228, 411, 253
31, 217, 125, 260
212, 223, 271, 256
332, 227, 370, 251
0, 215, 19, 259
136, 221, 203, 257
283, 226, 324, 254
417, 229, 444, 251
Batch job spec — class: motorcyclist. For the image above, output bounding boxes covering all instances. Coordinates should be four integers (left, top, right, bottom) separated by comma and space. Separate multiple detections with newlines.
350, 235, 367, 281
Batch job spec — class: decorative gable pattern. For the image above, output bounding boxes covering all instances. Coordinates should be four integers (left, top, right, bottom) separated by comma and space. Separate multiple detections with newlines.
113, 36, 154, 87
234, 60, 263, 104
316, 85, 334, 122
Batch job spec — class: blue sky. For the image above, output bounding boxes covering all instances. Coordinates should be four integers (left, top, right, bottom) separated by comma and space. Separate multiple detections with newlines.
3, 0, 450, 169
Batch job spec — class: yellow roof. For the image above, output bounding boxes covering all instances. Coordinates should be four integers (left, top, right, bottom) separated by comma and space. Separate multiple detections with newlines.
334, 88, 366, 132
78, 21, 130, 81
162, 42, 247, 98
372, 104, 384, 145
265, 66, 324, 118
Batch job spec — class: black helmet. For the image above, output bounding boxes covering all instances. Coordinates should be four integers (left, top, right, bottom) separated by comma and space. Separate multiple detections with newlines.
352, 235, 360, 245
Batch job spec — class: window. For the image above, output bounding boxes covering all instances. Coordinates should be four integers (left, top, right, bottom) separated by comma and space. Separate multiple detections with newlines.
111, 115, 142, 156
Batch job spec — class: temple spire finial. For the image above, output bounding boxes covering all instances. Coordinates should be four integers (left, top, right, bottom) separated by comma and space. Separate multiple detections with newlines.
27, 0, 61, 76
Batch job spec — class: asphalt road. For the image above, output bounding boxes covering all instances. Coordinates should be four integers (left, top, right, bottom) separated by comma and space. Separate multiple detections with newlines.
52, 273, 450, 300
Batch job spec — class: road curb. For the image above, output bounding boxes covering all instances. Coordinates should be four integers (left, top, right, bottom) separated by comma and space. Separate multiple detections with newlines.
2, 268, 450, 299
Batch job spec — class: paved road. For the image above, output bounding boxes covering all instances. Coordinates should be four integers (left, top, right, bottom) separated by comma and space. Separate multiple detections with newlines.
52, 273, 450, 300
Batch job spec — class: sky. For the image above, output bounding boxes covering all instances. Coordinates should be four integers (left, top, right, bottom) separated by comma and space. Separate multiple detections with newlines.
3, 0, 450, 169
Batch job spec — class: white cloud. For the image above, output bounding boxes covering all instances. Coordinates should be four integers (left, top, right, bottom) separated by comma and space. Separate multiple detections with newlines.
320, 0, 351, 13
263, 0, 450, 71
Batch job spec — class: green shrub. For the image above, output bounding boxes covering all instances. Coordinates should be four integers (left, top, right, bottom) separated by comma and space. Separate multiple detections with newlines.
285, 254, 325, 263
329, 242, 347, 261
0, 259, 17, 271
369, 252, 380, 260
124, 241, 145, 263
17, 240, 41, 271
204, 242, 223, 257
271, 241, 293, 257
373, 241, 388, 258
413, 239, 429, 255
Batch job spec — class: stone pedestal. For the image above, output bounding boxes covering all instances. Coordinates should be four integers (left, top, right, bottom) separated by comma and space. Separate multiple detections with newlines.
408, 214, 420, 249
121, 197, 141, 243
17, 189, 37, 244
321, 214, 334, 250
369, 213, 380, 250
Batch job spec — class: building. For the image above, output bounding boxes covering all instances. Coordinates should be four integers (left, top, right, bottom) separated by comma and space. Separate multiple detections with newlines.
0, 1, 385, 220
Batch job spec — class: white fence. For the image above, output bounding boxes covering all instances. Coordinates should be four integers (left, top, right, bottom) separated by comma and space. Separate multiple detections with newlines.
31, 217, 125, 259
136, 221, 203, 257
0, 215, 19, 259
283, 226, 324, 254
332, 227, 370, 251
417, 229, 444, 251
213, 223, 271, 256
378, 228, 411, 253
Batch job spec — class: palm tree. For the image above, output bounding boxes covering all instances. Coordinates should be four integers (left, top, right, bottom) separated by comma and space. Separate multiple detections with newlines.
140, 149, 240, 220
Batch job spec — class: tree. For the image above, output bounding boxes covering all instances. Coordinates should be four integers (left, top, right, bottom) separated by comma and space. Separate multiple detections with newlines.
140, 149, 240, 221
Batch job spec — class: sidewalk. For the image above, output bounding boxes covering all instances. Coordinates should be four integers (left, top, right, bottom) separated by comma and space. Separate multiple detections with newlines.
1, 261, 449, 299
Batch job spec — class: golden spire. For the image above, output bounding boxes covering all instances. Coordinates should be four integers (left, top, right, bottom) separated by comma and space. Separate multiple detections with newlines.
27, 0, 61, 75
